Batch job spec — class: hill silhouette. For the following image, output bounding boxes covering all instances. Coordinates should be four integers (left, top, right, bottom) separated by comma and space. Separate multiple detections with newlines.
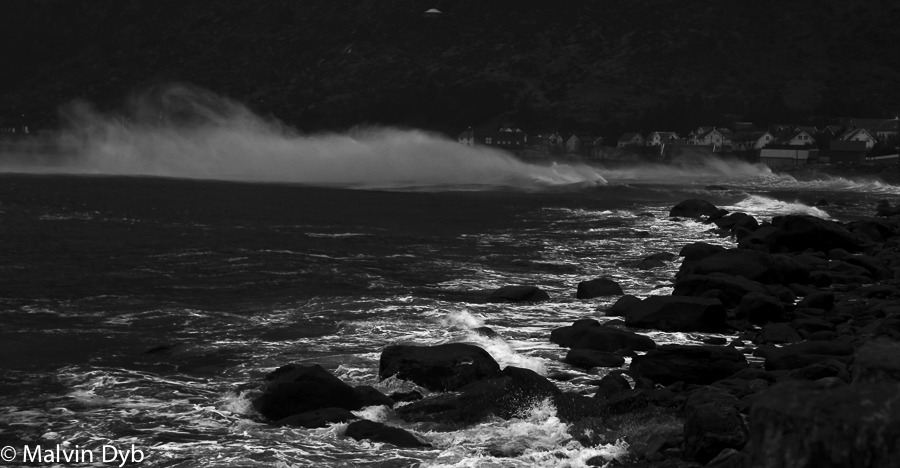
3, 0, 899, 139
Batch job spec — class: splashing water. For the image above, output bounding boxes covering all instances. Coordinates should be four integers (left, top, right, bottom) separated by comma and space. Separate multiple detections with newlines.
1, 85, 607, 190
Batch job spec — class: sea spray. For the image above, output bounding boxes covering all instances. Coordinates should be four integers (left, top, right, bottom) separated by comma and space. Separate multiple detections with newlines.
1, 85, 608, 190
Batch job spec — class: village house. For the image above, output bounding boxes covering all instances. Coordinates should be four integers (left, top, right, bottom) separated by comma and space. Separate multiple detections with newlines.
731, 131, 774, 151
839, 128, 877, 150
874, 118, 899, 142
617, 133, 644, 147
564, 135, 603, 157
828, 140, 867, 164
692, 128, 729, 149
645, 132, 679, 146
457, 127, 527, 150
774, 129, 816, 146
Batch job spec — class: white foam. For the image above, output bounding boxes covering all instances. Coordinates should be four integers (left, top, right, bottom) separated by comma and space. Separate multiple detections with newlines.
438, 309, 486, 330
726, 194, 832, 219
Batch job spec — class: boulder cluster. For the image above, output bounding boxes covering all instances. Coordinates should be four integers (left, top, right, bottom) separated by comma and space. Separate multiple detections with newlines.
247, 197, 900, 467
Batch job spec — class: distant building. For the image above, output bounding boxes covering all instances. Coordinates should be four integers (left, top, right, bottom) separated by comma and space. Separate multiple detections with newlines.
732, 131, 774, 151
645, 132, 679, 146
838, 128, 877, 150
828, 140, 867, 164
457, 127, 526, 151
874, 118, 899, 141
617, 133, 644, 147
759, 147, 817, 168
564, 135, 603, 157
692, 128, 727, 149
774, 129, 816, 146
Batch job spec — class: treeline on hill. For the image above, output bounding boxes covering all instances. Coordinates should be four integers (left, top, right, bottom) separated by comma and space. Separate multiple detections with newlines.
2, 0, 899, 140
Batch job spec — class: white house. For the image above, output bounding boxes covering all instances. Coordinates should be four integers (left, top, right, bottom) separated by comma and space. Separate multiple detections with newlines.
774, 129, 816, 146
732, 131, 774, 151
645, 132, 679, 146
839, 128, 877, 150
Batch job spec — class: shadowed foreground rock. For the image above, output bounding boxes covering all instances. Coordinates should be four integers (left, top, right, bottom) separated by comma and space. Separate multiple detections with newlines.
577, 277, 624, 298
630, 345, 749, 386
487, 285, 550, 303
345, 420, 430, 448
670, 199, 720, 218
550, 319, 656, 352
379, 343, 501, 391
625, 296, 727, 332
745, 381, 900, 468
253, 364, 362, 421
275, 407, 358, 428
683, 387, 748, 464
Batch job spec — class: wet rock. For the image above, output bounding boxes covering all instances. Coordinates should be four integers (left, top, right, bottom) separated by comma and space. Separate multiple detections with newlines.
553, 392, 605, 423
739, 291, 786, 325
670, 199, 720, 218
345, 419, 430, 448
715, 212, 758, 233
676, 242, 728, 279
388, 390, 423, 403
780, 360, 848, 382
738, 225, 778, 251
354, 385, 394, 408
253, 364, 362, 421
630, 345, 749, 386
606, 294, 642, 317
486, 285, 550, 303
763, 341, 853, 371
691, 249, 809, 285
275, 407, 358, 428
472, 326, 500, 339
770, 214, 866, 253
550, 319, 656, 352
852, 340, 900, 384
683, 387, 748, 464
395, 366, 561, 423
625, 296, 727, 333
379, 343, 502, 391
745, 381, 900, 467
673, 273, 769, 308
564, 349, 626, 369
594, 373, 632, 399
577, 277, 624, 298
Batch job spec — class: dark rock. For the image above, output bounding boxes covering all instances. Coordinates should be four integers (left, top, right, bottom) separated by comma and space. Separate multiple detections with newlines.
594, 373, 631, 399
673, 273, 769, 308
683, 387, 748, 464
564, 349, 625, 369
788, 282, 819, 297
379, 343, 502, 391
275, 407, 358, 428
670, 199, 720, 218
601, 389, 652, 415
606, 294, 642, 317
630, 345, 749, 386
790, 317, 835, 334
253, 364, 362, 421
472, 326, 500, 339
691, 249, 809, 285
739, 292, 786, 325
550, 320, 656, 352
745, 381, 900, 467
763, 341, 854, 371
677, 242, 728, 279
645, 251, 677, 261
577, 277, 624, 298
552, 392, 605, 423
354, 385, 394, 408
807, 330, 839, 341
738, 225, 778, 251
345, 419, 430, 448
770, 214, 866, 253
388, 390, 423, 403
852, 340, 900, 384
780, 360, 847, 382
625, 296, 727, 332
758, 323, 802, 344
487, 285, 550, 303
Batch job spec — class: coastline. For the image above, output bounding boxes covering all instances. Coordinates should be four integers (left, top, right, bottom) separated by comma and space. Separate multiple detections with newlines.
776, 163, 900, 185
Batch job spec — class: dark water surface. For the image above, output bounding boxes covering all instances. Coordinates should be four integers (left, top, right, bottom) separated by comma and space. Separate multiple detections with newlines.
1, 171, 898, 467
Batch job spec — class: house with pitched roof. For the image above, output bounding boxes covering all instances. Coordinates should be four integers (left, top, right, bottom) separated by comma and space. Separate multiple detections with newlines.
874, 119, 899, 142
617, 133, 644, 147
645, 132, 680, 146
839, 128, 877, 150
692, 128, 727, 148
732, 131, 774, 151
774, 129, 816, 146
458, 127, 527, 150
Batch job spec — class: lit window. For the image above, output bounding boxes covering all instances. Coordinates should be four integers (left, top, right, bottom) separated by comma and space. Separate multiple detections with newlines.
486, 138, 492, 144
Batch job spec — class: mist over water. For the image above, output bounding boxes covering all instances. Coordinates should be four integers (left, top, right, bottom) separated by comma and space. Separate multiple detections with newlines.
1, 86, 608, 190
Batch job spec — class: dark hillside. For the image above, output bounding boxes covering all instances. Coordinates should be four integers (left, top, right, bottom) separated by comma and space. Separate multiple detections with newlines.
3, 0, 899, 137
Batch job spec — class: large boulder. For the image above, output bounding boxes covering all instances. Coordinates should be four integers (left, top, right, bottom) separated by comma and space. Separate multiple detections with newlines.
676, 242, 728, 279
745, 381, 900, 467
670, 199, 720, 218
576, 277, 624, 298
275, 407, 358, 428
564, 349, 625, 369
630, 345, 749, 386
625, 296, 727, 332
345, 420, 430, 448
605, 294, 642, 317
683, 387, 749, 464
758, 323, 802, 344
762, 341, 854, 371
253, 364, 363, 421
550, 319, 656, 352
691, 249, 809, 285
394, 366, 561, 423
487, 285, 550, 303
379, 343, 501, 391
673, 273, 769, 308
739, 291, 787, 325
852, 340, 900, 384
771, 214, 866, 253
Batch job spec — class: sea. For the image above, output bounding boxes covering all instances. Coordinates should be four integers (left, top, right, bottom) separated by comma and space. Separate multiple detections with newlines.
2, 93, 900, 467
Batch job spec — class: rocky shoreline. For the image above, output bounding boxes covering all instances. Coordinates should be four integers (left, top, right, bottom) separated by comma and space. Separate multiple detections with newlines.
241, 197, 900, 467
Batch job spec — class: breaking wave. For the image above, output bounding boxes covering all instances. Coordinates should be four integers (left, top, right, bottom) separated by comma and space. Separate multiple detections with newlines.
0, 85, 607, 191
